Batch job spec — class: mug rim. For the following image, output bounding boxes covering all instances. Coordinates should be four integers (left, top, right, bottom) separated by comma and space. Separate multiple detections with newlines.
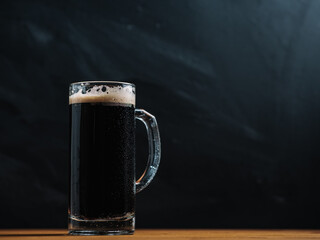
70, 81, 135, 87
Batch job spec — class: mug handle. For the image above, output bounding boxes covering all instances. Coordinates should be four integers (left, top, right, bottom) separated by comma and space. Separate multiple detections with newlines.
135, 109, 161, 193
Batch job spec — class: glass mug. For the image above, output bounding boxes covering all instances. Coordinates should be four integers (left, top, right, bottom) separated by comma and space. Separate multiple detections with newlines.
68, 81, 161, 235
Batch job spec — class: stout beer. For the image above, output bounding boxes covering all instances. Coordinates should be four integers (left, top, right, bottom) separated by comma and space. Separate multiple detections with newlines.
69, 82, 160, 235
69, 84, 136, 224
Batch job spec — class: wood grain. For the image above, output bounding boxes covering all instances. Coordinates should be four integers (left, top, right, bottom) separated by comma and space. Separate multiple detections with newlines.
0, 230, 320, 240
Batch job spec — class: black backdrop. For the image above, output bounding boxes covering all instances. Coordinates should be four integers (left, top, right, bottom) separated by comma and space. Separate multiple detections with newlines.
1, 0, 320, 229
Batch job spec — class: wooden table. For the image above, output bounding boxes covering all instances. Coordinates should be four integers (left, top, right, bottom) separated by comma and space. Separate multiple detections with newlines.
0, 229, 319, 240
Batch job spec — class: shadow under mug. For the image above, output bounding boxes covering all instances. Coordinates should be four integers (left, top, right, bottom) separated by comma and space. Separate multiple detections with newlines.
68, 81, 161, 235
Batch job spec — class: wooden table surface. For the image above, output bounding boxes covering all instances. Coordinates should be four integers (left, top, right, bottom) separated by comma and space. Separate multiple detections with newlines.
0, 230, 319, 240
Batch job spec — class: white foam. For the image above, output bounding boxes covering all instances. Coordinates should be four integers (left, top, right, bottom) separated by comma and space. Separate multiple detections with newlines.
69, 85, 135, 106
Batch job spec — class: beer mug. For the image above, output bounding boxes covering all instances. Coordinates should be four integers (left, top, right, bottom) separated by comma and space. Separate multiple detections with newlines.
68, 81, 161, 235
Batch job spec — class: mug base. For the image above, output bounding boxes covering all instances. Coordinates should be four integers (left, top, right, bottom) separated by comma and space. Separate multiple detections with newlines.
68, 215, 135, 235
69, 230, 134, 235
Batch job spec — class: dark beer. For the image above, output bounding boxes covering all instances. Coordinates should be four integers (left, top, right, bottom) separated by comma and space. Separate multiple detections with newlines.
69, 82, 160, 235
69, 100, 135, 220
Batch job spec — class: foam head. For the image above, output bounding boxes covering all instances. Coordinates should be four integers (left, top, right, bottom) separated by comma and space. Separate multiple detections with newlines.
69, 84, 135, 106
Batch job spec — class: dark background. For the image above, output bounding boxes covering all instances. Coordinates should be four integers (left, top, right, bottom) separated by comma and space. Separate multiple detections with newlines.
1, 0, 320, 229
